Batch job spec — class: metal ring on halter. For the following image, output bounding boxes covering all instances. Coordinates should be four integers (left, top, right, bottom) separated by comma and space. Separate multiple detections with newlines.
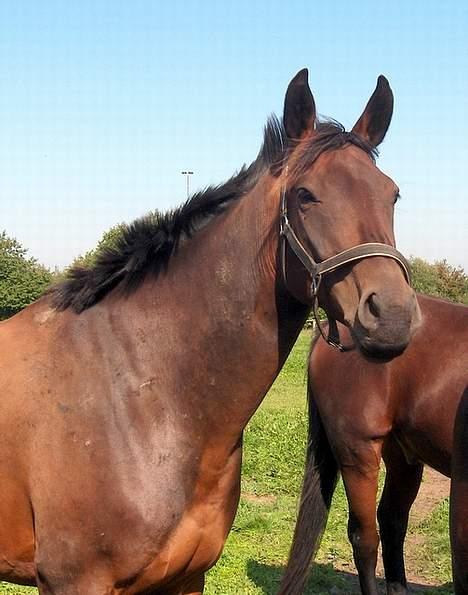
310, 274, 321, 298
310, 276, 351, 352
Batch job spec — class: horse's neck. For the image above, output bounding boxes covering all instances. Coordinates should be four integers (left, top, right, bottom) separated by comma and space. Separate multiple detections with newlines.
108, 180, 308, 437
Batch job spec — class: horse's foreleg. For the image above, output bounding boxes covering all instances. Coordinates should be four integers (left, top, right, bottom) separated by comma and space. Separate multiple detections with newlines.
36, 572, 205, 595
161, 573, 205, 595
451, 476, 468, 595
181, 573, 204, 595
36, 574, 114, 595
378, 437, 423, 595
451, 388, 468, 595
340, 440, 382, 595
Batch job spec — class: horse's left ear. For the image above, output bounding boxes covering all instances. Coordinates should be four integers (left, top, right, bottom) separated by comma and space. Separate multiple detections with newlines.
283, 68, 316, 140
352, 75, 394, 147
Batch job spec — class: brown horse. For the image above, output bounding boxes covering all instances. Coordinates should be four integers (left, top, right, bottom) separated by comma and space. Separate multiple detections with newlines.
0, 69, 419, 594
280, 294, 468, 595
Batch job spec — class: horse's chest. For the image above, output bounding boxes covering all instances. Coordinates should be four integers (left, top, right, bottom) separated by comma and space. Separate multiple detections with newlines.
130, 504, 230, 592
122, 447, 243, 593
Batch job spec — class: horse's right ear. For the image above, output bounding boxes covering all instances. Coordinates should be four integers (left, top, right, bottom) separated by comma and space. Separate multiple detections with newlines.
352, 76, 394, 147
283, 68, 316, 141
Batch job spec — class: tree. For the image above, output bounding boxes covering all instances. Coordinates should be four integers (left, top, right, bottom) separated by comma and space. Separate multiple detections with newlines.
0, 231, 53, 319
410, 257, 468, 304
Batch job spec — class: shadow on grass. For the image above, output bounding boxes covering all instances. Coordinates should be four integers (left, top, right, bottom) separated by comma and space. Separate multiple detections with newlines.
246, 560, 453, 594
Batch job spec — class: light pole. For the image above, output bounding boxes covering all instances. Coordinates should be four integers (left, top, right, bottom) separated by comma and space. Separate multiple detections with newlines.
181, 171, 193, 199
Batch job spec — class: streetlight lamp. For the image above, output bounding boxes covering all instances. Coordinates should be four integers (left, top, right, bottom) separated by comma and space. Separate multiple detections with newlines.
181, 171, 193, 199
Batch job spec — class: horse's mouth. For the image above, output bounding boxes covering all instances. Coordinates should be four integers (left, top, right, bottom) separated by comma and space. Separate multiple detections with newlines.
356, 336, 408, 361
347, 325, 408, 361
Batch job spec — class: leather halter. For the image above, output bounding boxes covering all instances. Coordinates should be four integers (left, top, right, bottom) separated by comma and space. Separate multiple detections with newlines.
279, 184, 412, 351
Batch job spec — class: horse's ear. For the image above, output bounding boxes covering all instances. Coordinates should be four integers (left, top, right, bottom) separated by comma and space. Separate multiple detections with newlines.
352, 75, 394, 147
283, 68, 316, 140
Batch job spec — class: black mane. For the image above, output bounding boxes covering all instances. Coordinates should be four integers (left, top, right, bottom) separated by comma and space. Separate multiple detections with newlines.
50, 116, 377, 313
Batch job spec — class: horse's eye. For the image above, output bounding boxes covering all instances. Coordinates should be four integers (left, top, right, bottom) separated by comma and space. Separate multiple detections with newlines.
393, 192, 401, 205
297, 188, 320, 203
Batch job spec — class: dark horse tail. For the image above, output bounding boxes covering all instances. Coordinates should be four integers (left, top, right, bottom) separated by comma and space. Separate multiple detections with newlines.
278, 353, 338, 594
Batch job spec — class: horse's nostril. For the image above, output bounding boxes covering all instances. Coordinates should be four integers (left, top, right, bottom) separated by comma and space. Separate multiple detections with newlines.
367, 293, 381, 319
357, 290, 380, 332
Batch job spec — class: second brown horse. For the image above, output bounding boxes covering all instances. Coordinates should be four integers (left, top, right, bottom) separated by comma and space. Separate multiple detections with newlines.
280, 294, 468, 595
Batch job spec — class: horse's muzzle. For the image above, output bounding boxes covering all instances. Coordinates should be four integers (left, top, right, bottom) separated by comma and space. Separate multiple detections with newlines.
353, 288, 421, 358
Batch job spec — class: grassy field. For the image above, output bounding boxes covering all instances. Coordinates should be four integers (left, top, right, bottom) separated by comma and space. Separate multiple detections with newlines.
0, 331, 452, 594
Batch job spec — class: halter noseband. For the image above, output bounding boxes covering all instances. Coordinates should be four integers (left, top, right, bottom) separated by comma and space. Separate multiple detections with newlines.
279, 183, 412, 351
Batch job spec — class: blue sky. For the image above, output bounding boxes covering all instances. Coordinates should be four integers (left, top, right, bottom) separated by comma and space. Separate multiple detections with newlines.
1, 1, 467, 269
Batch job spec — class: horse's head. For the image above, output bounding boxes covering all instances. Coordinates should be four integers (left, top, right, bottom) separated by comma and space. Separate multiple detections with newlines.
279, 69, 420, 358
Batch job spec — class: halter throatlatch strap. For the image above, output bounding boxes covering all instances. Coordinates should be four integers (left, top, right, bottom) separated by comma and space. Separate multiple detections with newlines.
279, 187, 412, 351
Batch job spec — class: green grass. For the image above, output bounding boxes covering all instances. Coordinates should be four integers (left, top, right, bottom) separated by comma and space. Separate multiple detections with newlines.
0, 330, 452, 594
410, 498, 452, 586
0, 587, 35, 595
261, 329, 312, 410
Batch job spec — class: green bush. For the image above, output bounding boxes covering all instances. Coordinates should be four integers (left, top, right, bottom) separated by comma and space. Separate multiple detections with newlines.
410, 257, 468, 304
0, 231, 53, 319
